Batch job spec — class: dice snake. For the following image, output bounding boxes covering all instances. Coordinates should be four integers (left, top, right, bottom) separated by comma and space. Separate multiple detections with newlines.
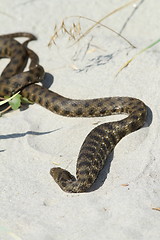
0, 33, 147, 193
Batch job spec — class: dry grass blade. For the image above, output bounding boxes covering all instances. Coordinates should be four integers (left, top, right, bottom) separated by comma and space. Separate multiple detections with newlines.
48, 24, 59, 46
68, 15, 135, 48
116, 39, 160, 76
49, 0, 139, 47
152, 207, 160, 212
48, 20, 78, 46
0, 105, 11, 116
71, 0, 139, 45
0, 91, 21, 116
0, 11, 14, 19
62, 21, 75, 39
0, 91, 20, 106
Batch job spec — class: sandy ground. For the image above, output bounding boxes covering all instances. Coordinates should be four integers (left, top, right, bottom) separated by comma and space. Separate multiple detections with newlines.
0, 0, 160, 239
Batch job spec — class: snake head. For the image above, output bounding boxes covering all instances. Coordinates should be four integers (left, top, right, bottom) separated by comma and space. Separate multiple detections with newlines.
50, 167, 76, 184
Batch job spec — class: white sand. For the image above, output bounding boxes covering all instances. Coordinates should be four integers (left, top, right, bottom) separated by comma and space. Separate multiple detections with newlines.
0, 0, 160, 239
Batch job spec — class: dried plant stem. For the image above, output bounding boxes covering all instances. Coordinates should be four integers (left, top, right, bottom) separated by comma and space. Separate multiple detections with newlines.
49, 0, 139, 47
152, 207, 160, 212
66, 15, 135, 48
69, 0, 139, 45
116, 39, 160, 76
0, 105, 11, 116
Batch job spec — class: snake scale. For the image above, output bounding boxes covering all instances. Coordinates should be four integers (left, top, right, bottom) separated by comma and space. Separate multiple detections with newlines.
0, 33, 147, 193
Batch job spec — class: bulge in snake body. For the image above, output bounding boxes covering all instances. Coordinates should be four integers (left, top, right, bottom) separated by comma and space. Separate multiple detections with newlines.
0, 33, 147, 193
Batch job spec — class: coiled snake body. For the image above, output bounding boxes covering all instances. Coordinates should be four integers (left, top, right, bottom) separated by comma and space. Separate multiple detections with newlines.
0, 33, 147, 193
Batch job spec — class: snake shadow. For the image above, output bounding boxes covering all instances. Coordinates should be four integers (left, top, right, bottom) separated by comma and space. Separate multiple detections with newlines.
0, 128, 61, 152
41, 72, 54, 89
87, 105, 152, 192
145, 106, 152, 127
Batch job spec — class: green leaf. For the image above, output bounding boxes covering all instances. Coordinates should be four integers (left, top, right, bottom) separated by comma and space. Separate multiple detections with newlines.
9, 94, 21, 110
21, 97, 33, 104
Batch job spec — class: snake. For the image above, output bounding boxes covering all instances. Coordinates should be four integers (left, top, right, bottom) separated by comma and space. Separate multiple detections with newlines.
0, 33, 147, 193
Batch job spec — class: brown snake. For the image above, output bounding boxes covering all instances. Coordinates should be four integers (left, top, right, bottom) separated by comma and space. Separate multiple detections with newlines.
0, 33, 147, 193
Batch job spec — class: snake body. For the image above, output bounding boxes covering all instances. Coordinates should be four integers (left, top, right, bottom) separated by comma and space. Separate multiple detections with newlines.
0, 33, 147, 193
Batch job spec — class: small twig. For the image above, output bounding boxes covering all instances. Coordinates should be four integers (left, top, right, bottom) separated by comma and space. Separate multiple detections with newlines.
0, 105, 12, 116
152, 207, 160, 212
